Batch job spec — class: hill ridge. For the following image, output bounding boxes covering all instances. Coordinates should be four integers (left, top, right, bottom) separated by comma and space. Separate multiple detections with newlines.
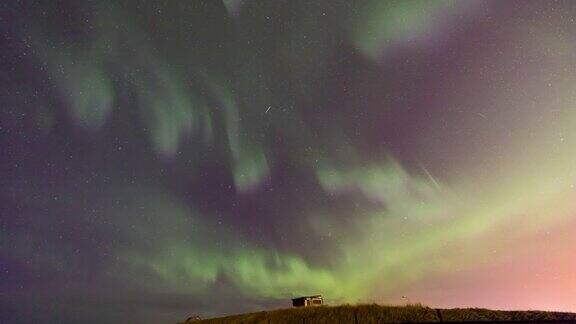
181, 304, 576, 323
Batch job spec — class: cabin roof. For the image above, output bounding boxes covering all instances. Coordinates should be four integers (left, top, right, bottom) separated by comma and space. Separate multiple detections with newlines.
292, 295, 322, 301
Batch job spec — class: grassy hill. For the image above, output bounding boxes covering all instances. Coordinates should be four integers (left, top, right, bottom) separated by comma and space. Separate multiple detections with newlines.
181, 304, 576, 323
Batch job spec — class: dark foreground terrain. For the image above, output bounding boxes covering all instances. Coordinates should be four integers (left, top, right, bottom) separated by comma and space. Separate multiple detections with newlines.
181, 304, 576, 323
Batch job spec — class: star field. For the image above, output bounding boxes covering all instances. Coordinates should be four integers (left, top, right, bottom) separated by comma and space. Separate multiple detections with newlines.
2, 1, 576, 323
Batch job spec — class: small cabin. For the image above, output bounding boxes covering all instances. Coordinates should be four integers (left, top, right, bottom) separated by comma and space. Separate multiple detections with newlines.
292, 295, 323, 307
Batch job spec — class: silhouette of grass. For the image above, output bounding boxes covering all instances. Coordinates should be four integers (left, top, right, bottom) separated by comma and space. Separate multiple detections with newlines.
181, 304, 576, 323
184, 303, 436, 323
440, 307, 576, 322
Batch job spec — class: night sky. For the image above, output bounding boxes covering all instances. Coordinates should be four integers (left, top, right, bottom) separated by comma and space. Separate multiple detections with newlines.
2, 1, 576, 323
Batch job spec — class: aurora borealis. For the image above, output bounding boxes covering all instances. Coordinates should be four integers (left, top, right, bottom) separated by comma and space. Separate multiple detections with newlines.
2, 0, 576, 323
